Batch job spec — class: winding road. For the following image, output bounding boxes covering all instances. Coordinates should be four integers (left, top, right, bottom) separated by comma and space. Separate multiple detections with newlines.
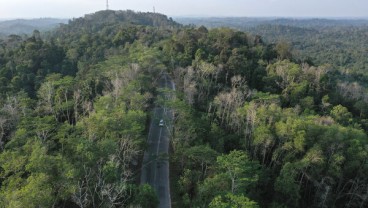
141, 73, 174, 208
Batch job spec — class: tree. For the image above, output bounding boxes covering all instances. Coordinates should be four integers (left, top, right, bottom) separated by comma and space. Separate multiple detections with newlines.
132, 184, 159, 208
274, 162, 301, 207
209, 193, 259, 208
266, 60, 302, 99
198, 174, 231, 206
253, 124, 275, 165
275, 41, 292, 60
213, 76, 250, 131
330, 105, 352, 126
185, 145, 218, 179
217, 150, 259, 194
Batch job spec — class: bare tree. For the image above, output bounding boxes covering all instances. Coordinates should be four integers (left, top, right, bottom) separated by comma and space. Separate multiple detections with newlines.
183, 67, 197, 106
72, 180, 90, 208
212, 76, 252, 133
37, 81, 58, 121
0, 116, 8, 149
337, 81, 365, 101
0, 96, 21, 149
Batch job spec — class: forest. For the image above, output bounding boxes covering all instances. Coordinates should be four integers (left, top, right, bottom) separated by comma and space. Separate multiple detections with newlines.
0, 18, 68, 37
0, 10, 368, 208
176, 17, 368, 75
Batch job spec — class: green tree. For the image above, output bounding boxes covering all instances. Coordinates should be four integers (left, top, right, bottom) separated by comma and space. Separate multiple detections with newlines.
209, 193, 259, 208
275, 41, 292, 60
217, 150, 259, 194
133, 184, 159, 208
330, 104, 352, 126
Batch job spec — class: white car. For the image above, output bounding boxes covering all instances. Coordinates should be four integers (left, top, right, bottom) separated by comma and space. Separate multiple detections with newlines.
159, 119, 164, 127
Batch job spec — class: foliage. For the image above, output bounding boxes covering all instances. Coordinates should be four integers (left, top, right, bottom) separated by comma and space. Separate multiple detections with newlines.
209, 193, 259, 208
1, 10, 368, 208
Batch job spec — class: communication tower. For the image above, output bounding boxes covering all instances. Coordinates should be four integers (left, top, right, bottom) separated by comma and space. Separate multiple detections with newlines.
153, 0, 155, 13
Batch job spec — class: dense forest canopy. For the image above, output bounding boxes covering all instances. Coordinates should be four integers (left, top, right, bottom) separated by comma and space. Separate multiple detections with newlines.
175, 17, 368, 29
176, 17, 368, 75
0, 10, 368, 208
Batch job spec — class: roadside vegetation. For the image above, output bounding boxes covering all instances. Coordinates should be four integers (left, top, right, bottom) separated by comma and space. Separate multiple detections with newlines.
0, 10, 367, 207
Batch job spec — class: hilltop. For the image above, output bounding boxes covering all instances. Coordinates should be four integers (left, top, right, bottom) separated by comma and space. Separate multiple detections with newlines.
0, 10, 180, 37
57, 10, 180, 33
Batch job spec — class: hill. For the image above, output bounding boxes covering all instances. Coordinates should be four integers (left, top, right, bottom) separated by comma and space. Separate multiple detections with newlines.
175, 17, 368, 29
0, 10, 368, 208
0, 18, 68, 36
176, 17, 368, 75
248, 24, 368, 74
57, 10, 180, 34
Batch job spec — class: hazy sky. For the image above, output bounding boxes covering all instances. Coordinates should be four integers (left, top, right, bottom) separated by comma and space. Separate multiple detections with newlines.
0, 0, 367, 19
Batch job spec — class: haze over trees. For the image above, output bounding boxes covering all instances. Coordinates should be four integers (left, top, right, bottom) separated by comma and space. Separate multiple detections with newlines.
0, 10, 368, 208
0, 18, 69, 37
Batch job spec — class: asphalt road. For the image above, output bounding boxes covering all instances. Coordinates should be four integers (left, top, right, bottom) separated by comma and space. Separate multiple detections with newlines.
141, 73, 174, 208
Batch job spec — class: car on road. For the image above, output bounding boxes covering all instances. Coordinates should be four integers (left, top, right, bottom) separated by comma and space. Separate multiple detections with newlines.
159, 119, 164, 127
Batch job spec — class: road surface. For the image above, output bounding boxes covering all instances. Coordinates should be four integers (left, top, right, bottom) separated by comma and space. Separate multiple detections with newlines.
141, 73, 174, 208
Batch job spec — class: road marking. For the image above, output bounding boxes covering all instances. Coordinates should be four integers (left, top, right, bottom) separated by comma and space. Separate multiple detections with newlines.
148, 108, 157, 143
153, 126, 163, 185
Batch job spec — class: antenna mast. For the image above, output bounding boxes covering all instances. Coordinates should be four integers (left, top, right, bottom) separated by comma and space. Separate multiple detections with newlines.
153, 0, 155, 13
106, 0, 109, 10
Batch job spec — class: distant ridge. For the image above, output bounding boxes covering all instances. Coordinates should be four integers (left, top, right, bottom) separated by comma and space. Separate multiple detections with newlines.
0, 18, 69, 35
175, 17, 368, 29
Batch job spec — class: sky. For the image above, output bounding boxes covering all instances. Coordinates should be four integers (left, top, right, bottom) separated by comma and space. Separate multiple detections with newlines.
0, 0, 367, 19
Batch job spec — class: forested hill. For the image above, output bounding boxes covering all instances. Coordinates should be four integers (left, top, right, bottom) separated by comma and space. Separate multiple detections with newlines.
49, 10, 181, 66
175, 17, 368, 29
0, 10, 178, 37
0, 18, 68, 36
176, 17, 368, 75
250, 24, 368, 74
1, 10, 368, 208
56, 10, 179, 34
0, 10, 180, 208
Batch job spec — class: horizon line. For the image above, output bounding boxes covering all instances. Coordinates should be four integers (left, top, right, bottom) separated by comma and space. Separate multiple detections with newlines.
1, 9, 368, 21
2, 16, 368, 21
